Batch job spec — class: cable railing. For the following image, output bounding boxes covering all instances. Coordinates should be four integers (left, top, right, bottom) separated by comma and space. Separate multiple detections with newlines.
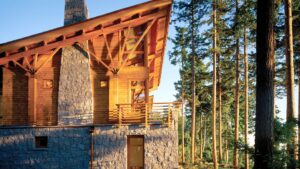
115, 102, 181, 127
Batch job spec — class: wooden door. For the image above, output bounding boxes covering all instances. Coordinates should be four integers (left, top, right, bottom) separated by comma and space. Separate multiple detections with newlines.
127, 135, 144, 169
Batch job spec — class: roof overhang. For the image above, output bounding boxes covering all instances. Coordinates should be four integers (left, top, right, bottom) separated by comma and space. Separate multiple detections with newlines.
0, 0, 172, 91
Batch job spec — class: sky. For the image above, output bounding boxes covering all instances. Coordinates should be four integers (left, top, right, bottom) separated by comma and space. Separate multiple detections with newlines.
0, 0, 297, 122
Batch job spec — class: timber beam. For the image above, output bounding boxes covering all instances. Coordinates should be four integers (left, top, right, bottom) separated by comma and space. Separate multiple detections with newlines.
0, 10, 167, 66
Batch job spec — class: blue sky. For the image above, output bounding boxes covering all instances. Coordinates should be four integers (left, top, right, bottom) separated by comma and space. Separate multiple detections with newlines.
0, 0, 296, 122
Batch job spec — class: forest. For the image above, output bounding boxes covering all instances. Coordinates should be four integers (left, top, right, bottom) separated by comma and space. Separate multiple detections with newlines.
170, 0, 300, 168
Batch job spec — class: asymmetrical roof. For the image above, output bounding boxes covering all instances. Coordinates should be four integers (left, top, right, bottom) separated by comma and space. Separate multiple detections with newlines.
0, 0, 172, 91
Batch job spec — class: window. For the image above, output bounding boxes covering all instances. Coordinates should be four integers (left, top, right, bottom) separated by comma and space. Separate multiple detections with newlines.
99, 80, 108, 88
130, 81, 145, 104
35, 136, 48, 149
43, 79, 53, 89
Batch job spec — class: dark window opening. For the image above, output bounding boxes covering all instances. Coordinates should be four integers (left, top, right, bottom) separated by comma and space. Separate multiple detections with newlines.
35, 136, 48, 148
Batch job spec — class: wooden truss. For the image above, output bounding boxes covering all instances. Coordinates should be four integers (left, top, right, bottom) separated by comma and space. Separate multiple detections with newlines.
0, 0, 172, 92
85, 19, 157, 75
6, 47, 61, 125
8, 47, 61, 76
0, 10, 167, 66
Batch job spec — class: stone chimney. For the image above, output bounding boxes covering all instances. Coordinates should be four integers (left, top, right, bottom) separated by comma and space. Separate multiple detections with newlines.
64, 0, 88, 25
58, 0, 93, 125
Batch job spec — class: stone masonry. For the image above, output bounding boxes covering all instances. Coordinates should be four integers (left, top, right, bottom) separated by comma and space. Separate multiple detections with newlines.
64, 0, 88, 26
93, 125, 178, 169
0, 127, 90, 169
0, 125, 178, 169
58, 0, 93, 125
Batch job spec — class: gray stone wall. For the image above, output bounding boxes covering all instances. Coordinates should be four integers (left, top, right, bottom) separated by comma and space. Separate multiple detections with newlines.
58, 43, 93, 125
0, 127, 90, 169
0, 125, 178, 169
64, 0, 88, 26
93, 125, 178, 169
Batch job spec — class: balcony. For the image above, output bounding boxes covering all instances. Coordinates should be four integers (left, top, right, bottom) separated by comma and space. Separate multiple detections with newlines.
0, 98, 181, 127
111, 102, 182, 127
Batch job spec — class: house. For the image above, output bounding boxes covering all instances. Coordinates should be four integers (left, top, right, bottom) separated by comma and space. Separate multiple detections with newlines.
0, 0, 180, 168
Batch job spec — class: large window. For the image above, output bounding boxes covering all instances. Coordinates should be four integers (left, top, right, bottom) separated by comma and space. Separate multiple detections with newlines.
130, 81, 145, 104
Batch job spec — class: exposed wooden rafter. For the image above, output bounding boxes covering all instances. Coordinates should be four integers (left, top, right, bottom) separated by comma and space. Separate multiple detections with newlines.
8, 47, 61, 76
85, 40, 112, 71
118, 19, 157, 72
35, 47, 61, 74
103, 33, 115, 67
0, 10, 167, 66
0, 0, 172, 92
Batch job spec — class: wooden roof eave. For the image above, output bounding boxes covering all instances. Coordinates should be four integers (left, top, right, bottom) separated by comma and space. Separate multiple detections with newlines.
0, 0, 172, 92
156, 4, 172, 88
0, 9, 168, 65
0, 0, 172, 53
147, 4, 172, 90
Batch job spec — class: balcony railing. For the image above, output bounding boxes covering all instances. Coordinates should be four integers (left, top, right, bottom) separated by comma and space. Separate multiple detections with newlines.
0, 100, 181, 127
113, 102, 182, 127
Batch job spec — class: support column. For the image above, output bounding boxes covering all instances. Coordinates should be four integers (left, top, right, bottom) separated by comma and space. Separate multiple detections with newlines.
109, 74, 119, 123
28, 76, 37, 125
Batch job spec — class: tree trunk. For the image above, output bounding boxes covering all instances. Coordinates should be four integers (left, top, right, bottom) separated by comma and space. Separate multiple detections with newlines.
244, 26, 249, 169
217, 9, 222, 163
255, 0, 275, 168
285, 0, 297, 165
199, 113, 203, 160
218, 72, 222, 163
181, 75, 185, 163
273, 31, 277, 119
273, 75, 276, 118
233, 0, 240, 167
216, 0, 222, 163
191, 0, 196, 164
298, 71, 300, 160
225, 128, 229, 164
212, 0, 218, 168
202, 115, 207, 159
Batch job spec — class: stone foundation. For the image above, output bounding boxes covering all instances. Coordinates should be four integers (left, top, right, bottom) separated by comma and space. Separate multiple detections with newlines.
93, 125, 178, 169
0, 125, 178, 169
0, 127, 90, 169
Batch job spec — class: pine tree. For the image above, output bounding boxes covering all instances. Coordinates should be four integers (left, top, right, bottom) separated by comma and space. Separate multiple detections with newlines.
284, 0, 297, 167
255, 0, 275, 168
243, 15, 250, 169
212, 0, 218, 168
233, 0, 241, 167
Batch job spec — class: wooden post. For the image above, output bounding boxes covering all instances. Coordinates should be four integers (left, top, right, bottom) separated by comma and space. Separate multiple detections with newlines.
118, 105, 122, 127
145, 103, 148, 128
28, 75, 37, 125
109, 74, 119, 123
144, 23, 150, 128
